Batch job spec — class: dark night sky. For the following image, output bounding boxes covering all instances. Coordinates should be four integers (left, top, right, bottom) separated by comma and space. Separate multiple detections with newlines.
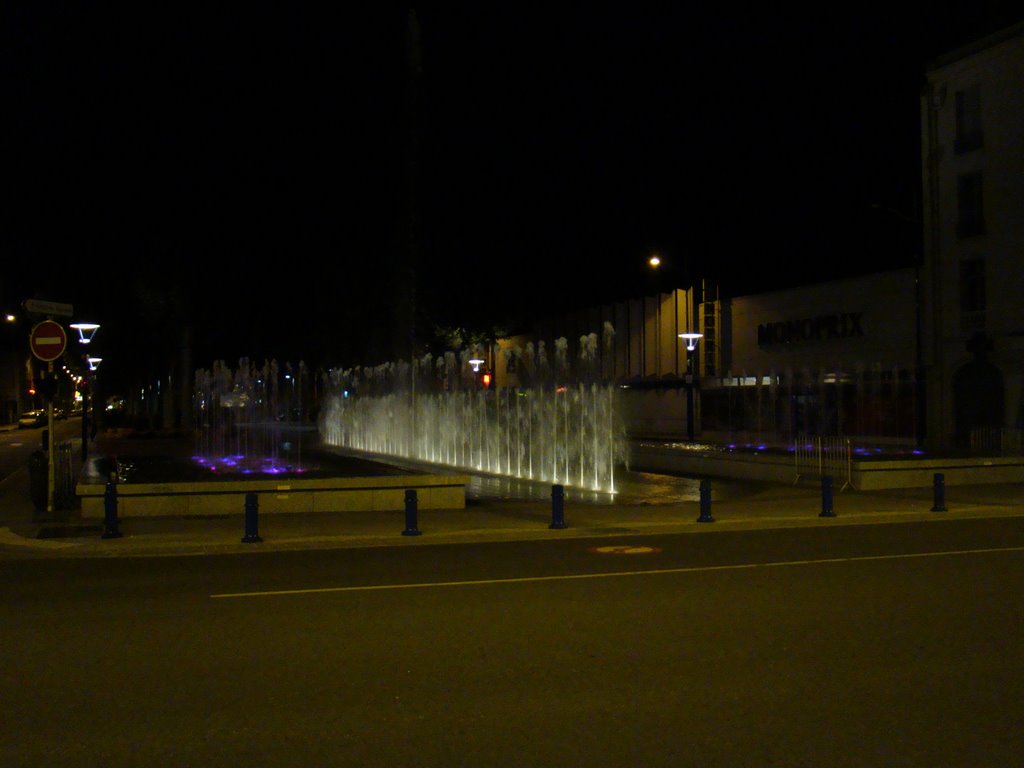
3, 5, 1020, 388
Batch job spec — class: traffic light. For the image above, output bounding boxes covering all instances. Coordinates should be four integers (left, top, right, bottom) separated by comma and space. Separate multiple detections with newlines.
481, 369, 492, 389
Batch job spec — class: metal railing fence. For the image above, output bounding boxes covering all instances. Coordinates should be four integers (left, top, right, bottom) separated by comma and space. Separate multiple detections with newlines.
794, 435, 852, 491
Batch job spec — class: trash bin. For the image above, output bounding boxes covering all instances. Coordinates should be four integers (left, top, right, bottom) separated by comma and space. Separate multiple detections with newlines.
28, 449, 48, 512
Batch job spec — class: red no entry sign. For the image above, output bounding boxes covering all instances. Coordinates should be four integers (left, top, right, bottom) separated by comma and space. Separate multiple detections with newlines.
30, 320, 67, 362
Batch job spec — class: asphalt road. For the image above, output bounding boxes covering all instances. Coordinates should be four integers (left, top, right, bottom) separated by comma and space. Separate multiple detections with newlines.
3, 517, 1023, 767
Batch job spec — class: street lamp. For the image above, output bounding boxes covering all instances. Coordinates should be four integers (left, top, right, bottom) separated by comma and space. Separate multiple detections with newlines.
679, 332, 703, 351
69, 322, 100, 344
73, 323, 99, 462
679, 332, 703, 441
646, 253, 665, 294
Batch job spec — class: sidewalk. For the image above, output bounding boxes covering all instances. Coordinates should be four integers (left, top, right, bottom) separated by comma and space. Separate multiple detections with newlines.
1, 429, 1022, 559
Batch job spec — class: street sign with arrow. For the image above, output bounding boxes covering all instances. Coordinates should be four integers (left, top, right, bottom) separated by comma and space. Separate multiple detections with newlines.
23, 299, 74, 318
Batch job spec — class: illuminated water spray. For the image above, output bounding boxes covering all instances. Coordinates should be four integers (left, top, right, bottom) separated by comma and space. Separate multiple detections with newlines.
319, 329, 627, 493
193, 359, 311, 475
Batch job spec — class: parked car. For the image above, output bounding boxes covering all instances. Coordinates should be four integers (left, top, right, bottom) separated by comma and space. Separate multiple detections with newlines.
18, 410, 46, 428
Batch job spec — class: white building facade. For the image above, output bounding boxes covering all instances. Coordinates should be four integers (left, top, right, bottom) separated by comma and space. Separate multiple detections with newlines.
920, 21, 1024, 450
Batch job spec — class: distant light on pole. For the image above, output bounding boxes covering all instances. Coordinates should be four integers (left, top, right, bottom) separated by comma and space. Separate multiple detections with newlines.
69, 322, 100, 344
679, 332, 703, 351
73, 322, 100, 463
679, 332, 703, 442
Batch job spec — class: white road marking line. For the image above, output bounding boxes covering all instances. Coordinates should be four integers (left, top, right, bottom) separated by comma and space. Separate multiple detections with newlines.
210, 545, 1024, 599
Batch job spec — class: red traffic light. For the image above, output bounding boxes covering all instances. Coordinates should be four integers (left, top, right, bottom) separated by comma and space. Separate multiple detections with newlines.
481, 371, 492, 388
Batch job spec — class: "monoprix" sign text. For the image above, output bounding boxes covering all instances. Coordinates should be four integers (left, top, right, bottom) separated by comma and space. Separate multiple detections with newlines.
758, 312, 864, 346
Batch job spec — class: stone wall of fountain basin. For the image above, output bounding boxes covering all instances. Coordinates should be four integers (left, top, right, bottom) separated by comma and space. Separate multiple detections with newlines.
77, 474, 470, 518
630, 442, 1024, 490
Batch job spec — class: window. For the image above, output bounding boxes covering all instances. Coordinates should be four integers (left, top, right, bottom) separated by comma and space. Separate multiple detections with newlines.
954, 85, 983, 154
957, 172, 985, 238
959, 258, 986, 330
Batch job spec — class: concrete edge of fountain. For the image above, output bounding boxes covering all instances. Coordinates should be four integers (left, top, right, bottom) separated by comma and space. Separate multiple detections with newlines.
629, 441, 1024, 489
77, 441, 472, 519
76, 471, 472, 518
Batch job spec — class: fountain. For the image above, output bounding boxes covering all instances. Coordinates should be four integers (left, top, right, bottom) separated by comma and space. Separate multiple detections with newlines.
79, 329, 629, 518
318, 333, 629, 494
192, 358, 312, 477
78, 356, 470, 518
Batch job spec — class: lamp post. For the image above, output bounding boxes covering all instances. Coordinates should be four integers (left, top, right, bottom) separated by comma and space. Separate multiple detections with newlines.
86, 358, 102, 452
468, 356, 485, 390
679, 332, 703, 442
70, 323, 99, 462
647, 253, 665, 295
3, 312, 21, 420
647, 251, 692, 296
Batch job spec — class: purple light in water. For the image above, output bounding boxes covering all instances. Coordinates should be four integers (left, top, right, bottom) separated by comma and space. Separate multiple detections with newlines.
194, 454, 297, 476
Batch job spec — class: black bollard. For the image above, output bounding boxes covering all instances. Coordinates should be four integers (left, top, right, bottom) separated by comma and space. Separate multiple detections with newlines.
242, 492, 263, 543
697, 479, 715, 522
931, 472, 947, 512
101, 481, 122, 539
819, 475, 836, 517
549, 484, 567, 529
402, 489, 422, 536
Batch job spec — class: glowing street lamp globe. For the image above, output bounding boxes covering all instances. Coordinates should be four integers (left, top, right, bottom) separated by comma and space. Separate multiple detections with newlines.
678, 332, 703, 351
70, 322, 100, 344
